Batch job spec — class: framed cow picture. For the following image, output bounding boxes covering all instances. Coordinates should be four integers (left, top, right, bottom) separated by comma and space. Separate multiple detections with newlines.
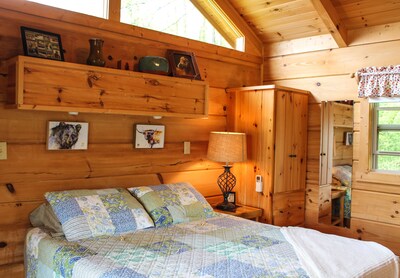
135, 124, 165, 149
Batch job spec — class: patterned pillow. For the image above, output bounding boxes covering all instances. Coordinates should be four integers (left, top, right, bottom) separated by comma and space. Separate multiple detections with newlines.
128, 182, 216, 227
45, 188, 154, 241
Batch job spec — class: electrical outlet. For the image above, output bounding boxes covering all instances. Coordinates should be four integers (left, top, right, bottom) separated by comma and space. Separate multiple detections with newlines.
0, 142, 7, 160
183, 141, 190, 154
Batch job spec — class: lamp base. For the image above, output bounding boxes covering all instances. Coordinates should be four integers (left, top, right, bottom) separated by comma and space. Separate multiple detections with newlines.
216, 201, 236, 212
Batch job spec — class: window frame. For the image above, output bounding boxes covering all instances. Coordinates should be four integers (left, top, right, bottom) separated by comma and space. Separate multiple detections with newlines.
371, 102, 400, 172
348, 99, 399, 188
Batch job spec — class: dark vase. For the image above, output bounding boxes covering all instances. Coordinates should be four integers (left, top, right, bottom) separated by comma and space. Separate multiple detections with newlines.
86, 38, 105, 67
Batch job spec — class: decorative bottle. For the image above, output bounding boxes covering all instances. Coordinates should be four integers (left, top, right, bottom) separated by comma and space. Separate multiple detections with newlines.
86, 38, 105, 67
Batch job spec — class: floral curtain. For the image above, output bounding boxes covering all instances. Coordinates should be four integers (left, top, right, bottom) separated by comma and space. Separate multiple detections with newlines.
357, 65, 400, 98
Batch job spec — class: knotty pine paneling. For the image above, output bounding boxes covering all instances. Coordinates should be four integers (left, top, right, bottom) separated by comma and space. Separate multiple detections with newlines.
352, 218, 400, 256
0, 3, 261, 270
264, 34, 400, 255
352, 190, 400, 226
0, 225, 28, 266
264, 39, 400, 81
0, 170, 224, 204
274, 75, 359, 103
0, 109, 227, 144
0, 263, 24, 277
0, 8, 261, 89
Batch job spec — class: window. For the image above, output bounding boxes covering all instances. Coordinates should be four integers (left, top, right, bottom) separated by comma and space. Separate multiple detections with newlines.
120, 0, 242, 50
28, 0, 244, 50
372, 102, 400, 172
28, 0, 109, 19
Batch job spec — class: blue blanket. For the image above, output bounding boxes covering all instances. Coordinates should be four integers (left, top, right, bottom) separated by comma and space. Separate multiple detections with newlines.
26, 214, 308, 277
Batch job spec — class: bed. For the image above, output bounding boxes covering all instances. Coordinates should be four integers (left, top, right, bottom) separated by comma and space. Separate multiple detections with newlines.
25, 183, 399, 278
332, 165, 353, 222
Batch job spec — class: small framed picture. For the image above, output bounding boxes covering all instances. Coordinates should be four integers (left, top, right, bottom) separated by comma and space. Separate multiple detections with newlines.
167, 49, 201, 80
47, 121, 89, 150
135, 124, 165, 149
20, 26, 64, 61
227, 192, 236, 205
345, 131, 353, 146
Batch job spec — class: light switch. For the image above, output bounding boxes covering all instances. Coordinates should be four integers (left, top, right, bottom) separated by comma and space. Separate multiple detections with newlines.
0, 142, 7, 160
183, 141, 190, 154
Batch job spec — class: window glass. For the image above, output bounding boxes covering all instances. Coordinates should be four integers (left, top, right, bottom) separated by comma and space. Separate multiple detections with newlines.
376, 155, 400, 171
377, 131, 400, 152
378, 110, 400, 125
120, 0, 232, 49
29, 0, 109, 19
373, 102, 400, 172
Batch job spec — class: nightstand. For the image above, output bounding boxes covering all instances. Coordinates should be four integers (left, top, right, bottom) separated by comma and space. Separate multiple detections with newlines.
213, 205, 262, 222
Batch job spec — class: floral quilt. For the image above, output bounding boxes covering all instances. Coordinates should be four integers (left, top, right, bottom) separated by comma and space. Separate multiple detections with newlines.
26, 214, 308, 278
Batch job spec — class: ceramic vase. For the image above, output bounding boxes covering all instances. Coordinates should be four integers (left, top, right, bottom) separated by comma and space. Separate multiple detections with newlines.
86, 38, 105, 67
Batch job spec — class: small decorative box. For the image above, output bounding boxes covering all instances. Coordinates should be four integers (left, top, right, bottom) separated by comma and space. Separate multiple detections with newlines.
139, 56, 169, 75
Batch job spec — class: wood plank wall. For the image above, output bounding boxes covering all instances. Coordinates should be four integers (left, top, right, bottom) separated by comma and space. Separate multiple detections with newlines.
263, 28, 400, 254
0, 2, 262, 275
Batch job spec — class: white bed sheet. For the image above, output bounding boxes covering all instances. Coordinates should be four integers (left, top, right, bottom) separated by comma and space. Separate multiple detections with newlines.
281, 226, 400, 278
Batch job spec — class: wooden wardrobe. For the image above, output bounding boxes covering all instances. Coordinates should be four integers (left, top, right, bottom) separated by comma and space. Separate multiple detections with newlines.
227, 85, 309, 226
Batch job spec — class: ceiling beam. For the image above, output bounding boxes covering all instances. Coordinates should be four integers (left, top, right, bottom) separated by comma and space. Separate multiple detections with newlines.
309, 0, 348, 47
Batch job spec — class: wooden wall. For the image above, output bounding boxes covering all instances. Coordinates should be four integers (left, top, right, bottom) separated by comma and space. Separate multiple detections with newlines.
0, 1, 262, 275
263, 27, 400, 254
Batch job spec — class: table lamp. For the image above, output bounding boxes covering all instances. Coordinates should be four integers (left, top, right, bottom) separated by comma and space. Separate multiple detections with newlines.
207, 131, 247, 211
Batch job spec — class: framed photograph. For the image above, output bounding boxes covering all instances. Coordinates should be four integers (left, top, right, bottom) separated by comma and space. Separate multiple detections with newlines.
47, 121, 89, 150
167, 50, 201, 80
227, 192, 236, 205
135, 124, 165, 149
21, 26, 64, 61
345, 131, 353, 146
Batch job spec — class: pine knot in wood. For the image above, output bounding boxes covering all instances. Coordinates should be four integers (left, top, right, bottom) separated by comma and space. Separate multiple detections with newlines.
146, 79, 160, 86
87, 72, 100, 88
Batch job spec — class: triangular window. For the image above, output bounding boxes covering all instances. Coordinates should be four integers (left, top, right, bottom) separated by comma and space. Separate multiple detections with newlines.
121, 0, 244, 50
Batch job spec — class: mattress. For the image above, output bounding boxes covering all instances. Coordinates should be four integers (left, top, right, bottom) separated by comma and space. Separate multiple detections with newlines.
25, 213, 399, 278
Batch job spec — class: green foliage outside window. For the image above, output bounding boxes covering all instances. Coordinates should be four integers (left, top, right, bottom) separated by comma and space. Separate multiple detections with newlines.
120, 0, 232, 48
374, 102, 400, 171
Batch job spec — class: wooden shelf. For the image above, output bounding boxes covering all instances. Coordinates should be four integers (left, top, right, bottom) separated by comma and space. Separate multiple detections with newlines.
6, 56, 209, 118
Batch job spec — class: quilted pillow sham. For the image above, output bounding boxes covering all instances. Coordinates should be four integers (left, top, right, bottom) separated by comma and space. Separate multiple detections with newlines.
128, 182, 216, 227
45, 188, 154, 241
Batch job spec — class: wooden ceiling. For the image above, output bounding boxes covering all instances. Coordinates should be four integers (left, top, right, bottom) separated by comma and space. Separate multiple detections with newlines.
228, 0, 400, 46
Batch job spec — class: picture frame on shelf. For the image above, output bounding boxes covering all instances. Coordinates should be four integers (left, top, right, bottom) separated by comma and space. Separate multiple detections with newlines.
135, 124, 165, 149
47, 121, 89, 150
345, 131, 353, 146
227, 192, 236, 205
20, 26, 64, 61
167, 49, 201, 80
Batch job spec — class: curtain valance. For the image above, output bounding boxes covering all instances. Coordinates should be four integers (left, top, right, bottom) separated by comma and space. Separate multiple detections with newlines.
357, 65, 400, 98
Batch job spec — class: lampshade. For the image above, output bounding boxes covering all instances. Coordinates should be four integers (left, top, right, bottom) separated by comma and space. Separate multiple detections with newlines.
207, 131, 247, 212
207, 132, 247, 164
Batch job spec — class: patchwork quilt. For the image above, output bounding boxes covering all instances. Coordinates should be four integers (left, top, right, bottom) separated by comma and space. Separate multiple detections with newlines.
26, 214, 308, 278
